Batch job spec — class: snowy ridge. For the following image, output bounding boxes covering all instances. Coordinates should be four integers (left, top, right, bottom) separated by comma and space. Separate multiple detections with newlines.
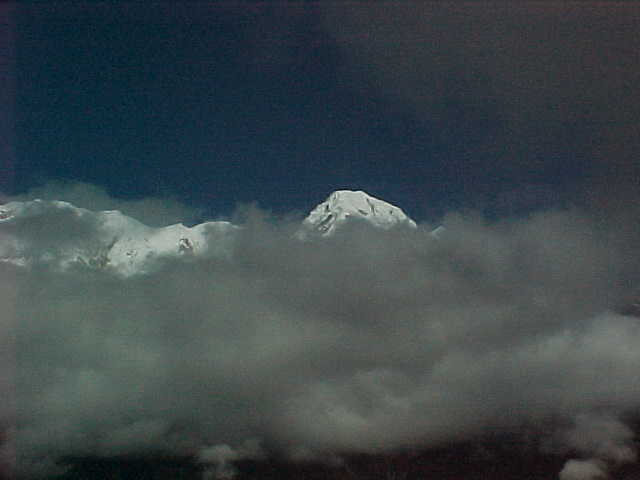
0, 190, 424, 276
0, 199, 236, 276
95, 210, 236, 276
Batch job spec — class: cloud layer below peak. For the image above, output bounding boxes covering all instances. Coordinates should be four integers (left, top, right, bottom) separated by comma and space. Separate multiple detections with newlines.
1, 184, 640, 478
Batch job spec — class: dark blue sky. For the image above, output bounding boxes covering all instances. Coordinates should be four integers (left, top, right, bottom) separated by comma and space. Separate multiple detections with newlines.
8, 3, 640, 221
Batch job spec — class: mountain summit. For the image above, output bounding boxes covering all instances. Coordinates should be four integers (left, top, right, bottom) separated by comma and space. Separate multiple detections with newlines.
299, 190, 417, 238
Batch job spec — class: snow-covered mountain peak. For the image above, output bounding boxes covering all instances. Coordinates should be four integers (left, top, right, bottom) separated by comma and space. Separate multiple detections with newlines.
300, 190, 417, 237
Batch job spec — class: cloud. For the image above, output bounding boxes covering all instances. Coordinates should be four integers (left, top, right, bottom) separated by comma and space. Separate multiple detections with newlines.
1, 192, 639, 478
555, 414, 636, 480
197, 439, 264, 480
558, 414, 636, 464
11, 180, 204, 227
559, 459, 607, 480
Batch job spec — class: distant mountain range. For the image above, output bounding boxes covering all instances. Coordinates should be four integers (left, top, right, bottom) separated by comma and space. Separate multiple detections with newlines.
2, 189, 637, 318
0, 190, 425, 277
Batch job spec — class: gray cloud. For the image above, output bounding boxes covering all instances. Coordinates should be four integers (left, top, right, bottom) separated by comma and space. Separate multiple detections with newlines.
555, 414, 636, 480
2, 193, 640, 477
12, 181, 204, 227
197, 440, 264, 480
560, 459, 607, 480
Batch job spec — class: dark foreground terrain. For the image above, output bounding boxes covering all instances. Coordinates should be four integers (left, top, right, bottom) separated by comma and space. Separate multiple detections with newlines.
27, 432, 640, 480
